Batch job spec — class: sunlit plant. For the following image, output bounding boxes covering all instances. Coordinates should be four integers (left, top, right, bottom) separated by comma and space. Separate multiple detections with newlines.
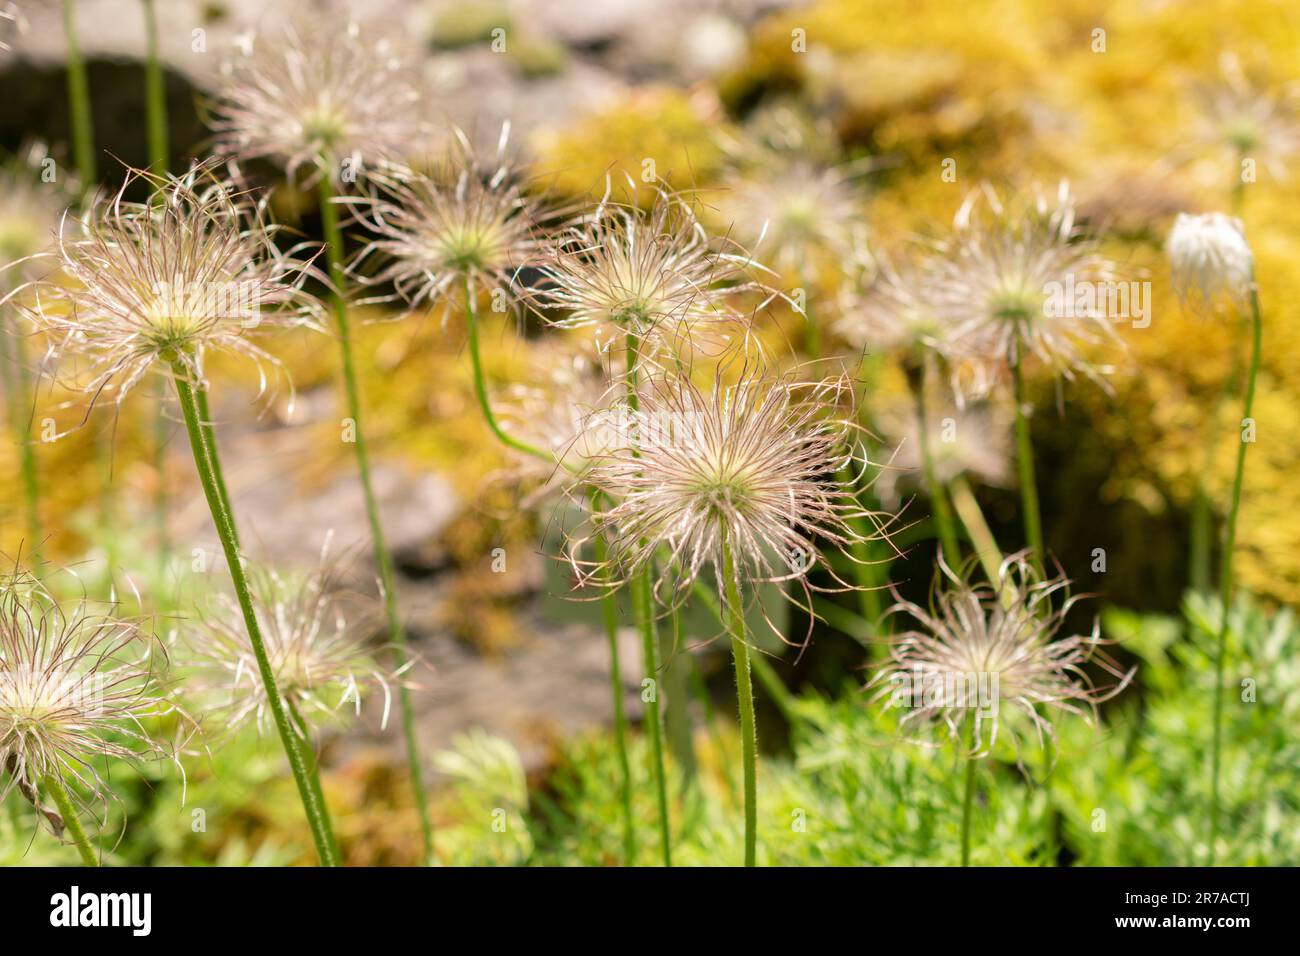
15, 166, 342, 865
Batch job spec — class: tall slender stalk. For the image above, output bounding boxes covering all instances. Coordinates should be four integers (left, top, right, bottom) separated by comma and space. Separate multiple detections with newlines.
141, 0, 168, 176
1207, 288, 1263, 865
317, 171, 433, 864
907, 359, 961, 568
1010, 347, 1044, 574
463, 284, 549, 461
142, 0, 172, 589
632, 566, 671, 866
592, 494, 636, 865
44, 774, 98, 866
170, 361, 340, 865
949, 474, 1003, 588
61, 0, 96, 189
624, 330, 672, 866
721, 533, 757, 867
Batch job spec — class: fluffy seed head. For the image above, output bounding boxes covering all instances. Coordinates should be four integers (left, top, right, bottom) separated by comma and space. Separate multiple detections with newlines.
496, 343, 619, 489
207, 20, 423, 181
184, 551, 398, 734
1166, 212, 1255, 314
714, 158, 865, 275
527, 187, 775, 355
575, 363, 892, 627
1193, 54, 1300, 183
16, 166, 322, 409
929, 182, 1123, 385
871, 553, 1134, 761
0, 565, 177, 830
353, 125, 545, 313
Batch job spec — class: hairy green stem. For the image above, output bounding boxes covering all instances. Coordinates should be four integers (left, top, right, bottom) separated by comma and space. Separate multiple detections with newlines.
45, 774, 97, 866
721, 533, 758, 867
949, 474, 1004, 589
908, 362, 962, 568
1207, 288, 1262, 865
317, 173, 433, 864
463, 282, 550, 460
624, 330, 671, 866
141, 0, 168, 175
592, 497, 636, 865
61, 0, 96, 189
1011, 349, 1044, 574
170, 363, 340, 865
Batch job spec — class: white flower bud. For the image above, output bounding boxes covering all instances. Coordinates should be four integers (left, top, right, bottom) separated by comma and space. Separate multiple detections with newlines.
1166, 212, 1254, 312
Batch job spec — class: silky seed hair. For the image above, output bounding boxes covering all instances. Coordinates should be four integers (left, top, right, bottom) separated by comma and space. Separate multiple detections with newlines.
0, 564, 180, 832
713, 157, 867, 277
207, 19, 424, 183
870, 552, 1135, 763
928, 182, 1124, 388
184, 547, 400, 735
573, 361, 894, 640
525, 184, 778, 356
13, 165, 323, 417
351, 124, 547, 316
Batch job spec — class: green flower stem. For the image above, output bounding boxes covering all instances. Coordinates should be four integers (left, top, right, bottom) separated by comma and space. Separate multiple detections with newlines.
169, 362, 340, 865
1207, 288, 1263, 866
463, 280, 550, 461
141, 0, 168, 176
317, 173, 433, 865
908, 361, 961, 568
686, 576, 798, 720
631, 568, 671, 866
0, 315, 41, 550
721, 533, 758, 867
61, 0, 96, 189
948, 474, 1005, 590
142, 0, 171, 587
837, 462, 884, 628
44, 774, 97, 866
624, 331, 672, 866
1190, 345, 1245, 592
1010, 349, 1044, 574
591, 493, 636, 866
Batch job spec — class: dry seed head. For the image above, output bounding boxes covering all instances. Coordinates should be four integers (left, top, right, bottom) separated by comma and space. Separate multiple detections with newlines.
353, 125, 546, 314
714, 158, 866, 275
14, 165, 323, 411
0, 565, 178, 830
208, 19, 424, 182
871, 552, 1135, 762
930, 182, 1124, 387
1193, 53, 1300, 183
527, 186, 776, 356
575, 363, 894, 630
185, 552, 399, 734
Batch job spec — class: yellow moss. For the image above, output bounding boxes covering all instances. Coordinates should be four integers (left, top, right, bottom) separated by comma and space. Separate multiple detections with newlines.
530, 88, 732, 203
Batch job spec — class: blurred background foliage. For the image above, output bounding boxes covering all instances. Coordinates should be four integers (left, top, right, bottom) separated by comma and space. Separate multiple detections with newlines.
1, 0, 1298, 864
